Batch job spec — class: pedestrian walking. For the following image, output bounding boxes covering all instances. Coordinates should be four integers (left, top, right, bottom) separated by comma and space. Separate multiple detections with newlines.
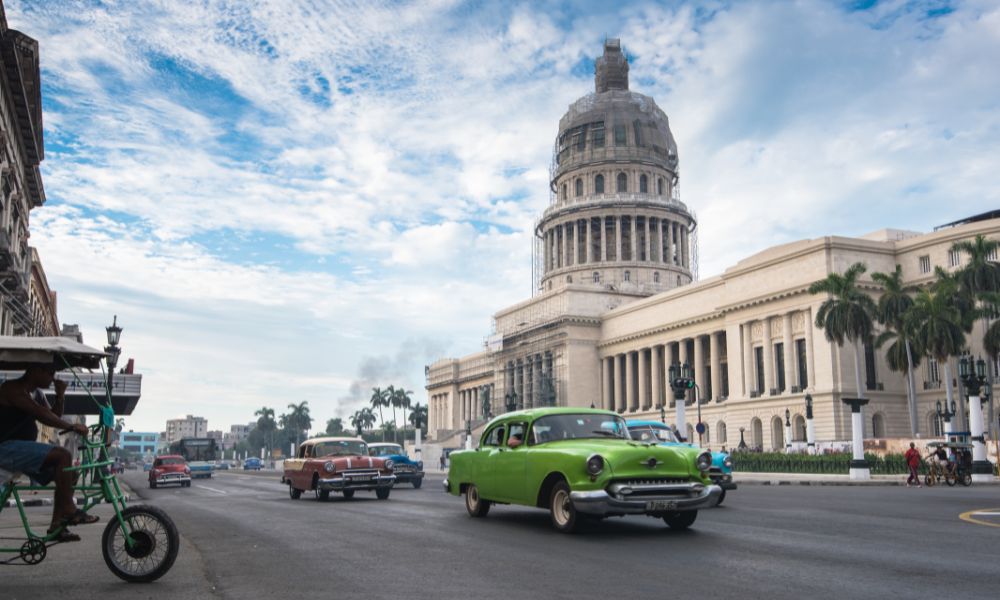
439, 453, 446, 470
904, 442, 921, 487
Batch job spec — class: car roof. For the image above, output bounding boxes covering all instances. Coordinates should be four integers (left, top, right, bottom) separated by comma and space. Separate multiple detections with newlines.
368, 443, 402, 448
626, 420, 670, 428
487, 407, 618, 424
155, 455, 185, 460
302, 436, 366, 445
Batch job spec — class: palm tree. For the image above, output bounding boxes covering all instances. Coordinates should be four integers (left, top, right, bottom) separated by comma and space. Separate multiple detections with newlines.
349, 411, 365, 436
396, 388, 413, 443
952, 234, 1000, 296
809, 262, 877, 398
409, 403, 428, 434
286, 401, 312, 448
369, 387, 387, 441
907, 283, 967, 432
360, 407, 377, 434
871, 265, 922, 435
325, 418, 344, 435
385, 385, 399, 442
254, 406, 277, 454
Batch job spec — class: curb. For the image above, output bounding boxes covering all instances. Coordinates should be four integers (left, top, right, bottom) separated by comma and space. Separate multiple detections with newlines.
4, 494, 132, 508
737, 479, 1000, 487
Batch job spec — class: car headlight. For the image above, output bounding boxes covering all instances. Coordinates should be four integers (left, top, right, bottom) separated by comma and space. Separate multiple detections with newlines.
723, 455, 733, 469
696, 452, 712, 472
586, 454, 604, 476
324, 461, 335, 473
416, 460, 423, 469
385, 460, 394, 471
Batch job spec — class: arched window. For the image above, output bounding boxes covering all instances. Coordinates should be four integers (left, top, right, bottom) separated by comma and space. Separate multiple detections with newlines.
624, 270, 630, 282
595, 174, 605, 194
751, 418, 763, 450
575, 178, 583, 197
929, 412, 942, 437
653, 272, 660, 283
771, 416, 785, 451
616, 172, 627, 192
872, 413, 886, 438
657, 177, 664, 195
593, 272, 600, 283
561, 184, 567, 200
717, 422, 727, 444
686, 423, 695, 443
639, 174, 648, 193
566, 275, 573, 284
793, 415, 806, 441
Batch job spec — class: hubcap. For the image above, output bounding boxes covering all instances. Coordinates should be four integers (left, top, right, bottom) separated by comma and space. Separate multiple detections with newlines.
553, 490, 570, 525
468, 488, 478, 508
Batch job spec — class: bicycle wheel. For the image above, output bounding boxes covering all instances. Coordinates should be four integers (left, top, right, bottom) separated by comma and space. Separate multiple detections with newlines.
102, 505, 179, 583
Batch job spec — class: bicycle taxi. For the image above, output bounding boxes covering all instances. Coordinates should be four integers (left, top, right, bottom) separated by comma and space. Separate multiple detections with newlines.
923, 441, 974, 487
0, 336, 179, 581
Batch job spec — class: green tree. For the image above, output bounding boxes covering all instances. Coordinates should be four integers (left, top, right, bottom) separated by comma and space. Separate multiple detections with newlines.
369, 387, 387, 441
809, 262, 877, 397
395, 388, 413, 442
907, 282, 966, 424
871, 265, 922, 435
952, 234, 1000, 296
385, 384, 399, 442
408, 403, 428, 434
254, 406, 277, 453
284, 401, 312, 448
325, 418, 345, 436
349, 411, 365, 436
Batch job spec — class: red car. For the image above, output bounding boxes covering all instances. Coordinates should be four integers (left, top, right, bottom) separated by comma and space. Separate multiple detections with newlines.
149, 455, 192, 489
282, 437, 395, 501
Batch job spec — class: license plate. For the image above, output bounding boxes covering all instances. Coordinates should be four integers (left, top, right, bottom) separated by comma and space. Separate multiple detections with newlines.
349, 475, 373, 482
646, 500, 677, 511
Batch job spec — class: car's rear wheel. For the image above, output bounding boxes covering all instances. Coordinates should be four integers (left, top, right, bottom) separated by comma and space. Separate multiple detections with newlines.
342, 490, 355, 499
663, 510, 698, 530
961, 473, 972, 487
183, 481, 191, 488
376, 487, 391, 500
148, 481, 156, 489
412, 478, 423, 489
464, 484, 490, 518
716, 489, 726, 506
289, 485, 301, 500
316, 489, 330, 501
549, 481, 577, 533
925, 474, 935, 486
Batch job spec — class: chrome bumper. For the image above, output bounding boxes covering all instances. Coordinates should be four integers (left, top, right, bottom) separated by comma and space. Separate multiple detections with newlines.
570, 482, 722, 515
393, 470, 424, 480
317, 473, 396, 491
710, 473, 738, 490
153, 474, 191, 485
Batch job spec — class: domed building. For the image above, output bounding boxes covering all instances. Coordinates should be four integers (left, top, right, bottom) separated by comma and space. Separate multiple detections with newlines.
424, 40, 1000, 473
539, 39, 696, 294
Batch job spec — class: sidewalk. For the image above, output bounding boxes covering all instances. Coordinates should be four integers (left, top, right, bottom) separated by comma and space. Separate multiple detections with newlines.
734, 472, 1000, 486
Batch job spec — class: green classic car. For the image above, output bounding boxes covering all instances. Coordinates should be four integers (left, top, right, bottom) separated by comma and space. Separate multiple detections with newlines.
443, 407, 721, 533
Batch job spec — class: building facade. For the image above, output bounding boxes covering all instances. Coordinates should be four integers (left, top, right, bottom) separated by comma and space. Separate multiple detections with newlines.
165, 415, 208, 444
425, 40, 1000, 456
119, 431, 159, 457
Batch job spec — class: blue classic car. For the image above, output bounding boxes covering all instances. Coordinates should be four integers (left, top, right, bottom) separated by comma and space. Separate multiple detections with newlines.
243, 457, 263, 471
368, 443, 424, 488
626, 420, 736, 505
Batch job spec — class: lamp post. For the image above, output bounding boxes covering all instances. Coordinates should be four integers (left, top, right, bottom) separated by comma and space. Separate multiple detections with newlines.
737, 426, 748, 451
784, 408, 792, 453
669, 362, 694, 441
504, 391, 519, 414
805, 394, 816, 454
465, 419, 473, 450
959, 356, 994, 481
936, 399, 956, 438
104, 315, 123, 405
659, 403, 666, 425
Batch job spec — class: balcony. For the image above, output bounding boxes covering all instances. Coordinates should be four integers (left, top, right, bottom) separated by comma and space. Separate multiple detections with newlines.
923, 381, 942, 390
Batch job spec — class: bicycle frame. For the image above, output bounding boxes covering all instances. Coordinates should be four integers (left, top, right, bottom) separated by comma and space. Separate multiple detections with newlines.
0, 358, 135, 560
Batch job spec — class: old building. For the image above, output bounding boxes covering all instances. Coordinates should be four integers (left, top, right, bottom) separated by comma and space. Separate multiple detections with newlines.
425, 40, 1000, 458
165, 415, 208, 444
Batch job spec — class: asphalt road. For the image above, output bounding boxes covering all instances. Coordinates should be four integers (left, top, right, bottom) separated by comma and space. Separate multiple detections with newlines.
3, 471, 999, 600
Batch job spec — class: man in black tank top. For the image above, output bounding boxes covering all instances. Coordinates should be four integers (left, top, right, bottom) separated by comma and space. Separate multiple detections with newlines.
0, 365, 97, 541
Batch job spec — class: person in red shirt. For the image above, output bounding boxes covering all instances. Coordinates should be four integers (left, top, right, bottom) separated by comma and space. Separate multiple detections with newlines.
904, 442, 922, 487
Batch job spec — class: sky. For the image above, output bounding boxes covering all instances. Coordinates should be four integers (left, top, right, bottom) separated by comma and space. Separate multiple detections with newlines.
6, 0, 1000, 434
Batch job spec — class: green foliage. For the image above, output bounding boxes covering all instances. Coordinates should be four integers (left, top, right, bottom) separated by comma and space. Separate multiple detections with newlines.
809, 262, 876, 346
325, 418, 345, 436
731, 452, 926, 475
906, 286, 966, 363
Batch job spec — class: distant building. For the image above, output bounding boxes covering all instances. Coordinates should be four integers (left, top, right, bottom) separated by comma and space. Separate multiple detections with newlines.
119, 431, 159, 458
165, 415, 208, 444
222, 422, 254, 449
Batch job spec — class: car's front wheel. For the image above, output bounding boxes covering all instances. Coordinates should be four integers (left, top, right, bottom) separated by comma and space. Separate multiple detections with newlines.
376, 487, 391, 500
342, 490, 355, 499
716, 489, 726, 506
316, 489, 330, 502
663, 510, 698, 530
412, 478, 423, 489
465, 484, 490, 518
549, 481, 578, 533
289, 485, 301, 500
148, 481, 156, 489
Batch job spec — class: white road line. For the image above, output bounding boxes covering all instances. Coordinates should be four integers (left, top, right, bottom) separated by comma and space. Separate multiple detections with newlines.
971, 511, 1000, 516
197, 485, 228, 495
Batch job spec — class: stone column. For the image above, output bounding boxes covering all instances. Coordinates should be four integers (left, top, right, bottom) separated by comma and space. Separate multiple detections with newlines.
473, 387, 480, 420
615, 216, 622, 263
601, 217, 608, 262
969, 394, 993, 482
602, 357, 612, 410
565, 221, 574, 267
762, 318, 774, 394
744, 322, 755, 395
710, 332, 721, 402
626, 351, 636, 412
783, 314, 794, 391
638, 348, 648, 411
651, 345, 662, 409
631, 216, 638, 262
693, 335, 705, 399
535, 354, 544, 407
804, 308, 816, 389
665, 220, 673, 264
613, 354, 623, 413
585, 219, 593, 264
649, 218, 657, 262
515, 360, 524, 409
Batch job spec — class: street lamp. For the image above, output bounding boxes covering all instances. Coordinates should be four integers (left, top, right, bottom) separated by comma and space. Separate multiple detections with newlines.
659, 403, 666, 424
669, 362, 695, 442
804, 393, 816, 454
465, 419, 472, 450
737, 426, 748, 451
104, 315, 122, 404
936, 399, 957, 437
784, 408, 792, 453
958, 356, 994, 481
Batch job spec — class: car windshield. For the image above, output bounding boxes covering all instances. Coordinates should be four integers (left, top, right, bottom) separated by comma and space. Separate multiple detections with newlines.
369, 445, 403, 457
312, 441, 367, 457
628, 426, 679, 443
530, 414, 629, 443
158, 458, 184, 465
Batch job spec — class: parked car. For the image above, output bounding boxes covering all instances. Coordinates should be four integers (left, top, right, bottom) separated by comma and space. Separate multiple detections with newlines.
148, 455, 191, 489
243, 457, 263, 471
627, 420, 736, 505
188, 461, 214, 479
368, 443, 424, 488
282, 437, 395, 501
445, 407, 720, 533
214, 461, 230, 470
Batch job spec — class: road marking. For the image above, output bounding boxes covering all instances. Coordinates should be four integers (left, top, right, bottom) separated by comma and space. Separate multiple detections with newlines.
959, 508, 1000, 528
197, 485, 228, 495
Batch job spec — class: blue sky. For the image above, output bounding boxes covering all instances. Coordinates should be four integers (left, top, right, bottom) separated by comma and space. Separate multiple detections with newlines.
7, 0, 999, 433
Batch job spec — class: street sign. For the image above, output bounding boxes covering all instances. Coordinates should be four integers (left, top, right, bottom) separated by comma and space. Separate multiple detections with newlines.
695, 422, 706, 434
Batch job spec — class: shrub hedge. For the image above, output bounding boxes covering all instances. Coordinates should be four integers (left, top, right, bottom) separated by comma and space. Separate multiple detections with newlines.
731, 452, 926, 475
